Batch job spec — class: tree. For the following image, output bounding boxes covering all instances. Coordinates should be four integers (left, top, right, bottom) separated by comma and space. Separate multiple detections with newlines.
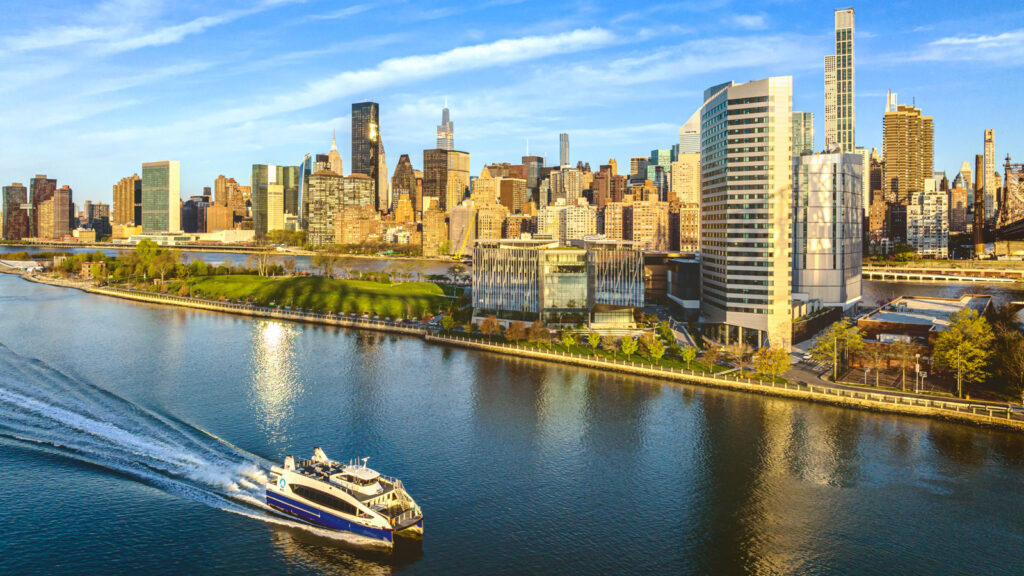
561, 332, 577, 348
638, 332, 658, 358
932, 308, 995, 398
680, 346, 697, 369
724, 342, 753, 370
312, 251, 338, 277
440, 315, 455, 332
809, 319, 864, 381
505, 321, 527, 342
753, 347, 790, 379
282, 257, 297, 276
601, 334, 618, 354
994, 331, 1024, 404
528, 321, 549, 346
703, 344, 722, 366
148, 251, 178, 283
647, 338, 666, 362
447, 263, 465, 283
480, 315, 501, 336
620, 336, 638, 359
587, 331, 601, 352
862, 344, 888, 387
887, 340, 918, 392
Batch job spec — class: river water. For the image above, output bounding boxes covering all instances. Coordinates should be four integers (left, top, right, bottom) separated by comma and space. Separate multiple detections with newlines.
1, 273, 1023, 575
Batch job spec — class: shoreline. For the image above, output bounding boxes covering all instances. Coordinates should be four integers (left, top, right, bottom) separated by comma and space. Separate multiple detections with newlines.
5, 267, 1021, 434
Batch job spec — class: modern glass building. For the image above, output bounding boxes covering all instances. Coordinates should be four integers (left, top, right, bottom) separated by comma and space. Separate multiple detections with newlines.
251, 164, 299, 238
141, 161, 181, 233
351, 101, 380, 205
472, 239, 644, 328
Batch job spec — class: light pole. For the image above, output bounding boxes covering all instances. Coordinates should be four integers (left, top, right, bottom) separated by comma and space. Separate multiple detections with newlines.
915, 353, 921, 393
864, 367, 870, 387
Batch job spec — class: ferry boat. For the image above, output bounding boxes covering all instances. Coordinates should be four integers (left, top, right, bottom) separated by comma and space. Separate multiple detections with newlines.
265, 448, 423, 546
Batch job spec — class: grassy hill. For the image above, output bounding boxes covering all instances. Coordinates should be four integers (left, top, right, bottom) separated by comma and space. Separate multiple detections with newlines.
187, 275, 448, 318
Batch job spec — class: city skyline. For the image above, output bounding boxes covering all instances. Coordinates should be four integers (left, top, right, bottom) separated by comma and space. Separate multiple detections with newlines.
2, 1, 1023, 202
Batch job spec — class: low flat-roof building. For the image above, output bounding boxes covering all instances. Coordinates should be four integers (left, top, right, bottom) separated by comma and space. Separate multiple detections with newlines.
857, 294, 992, 344
472, 238, 644, 329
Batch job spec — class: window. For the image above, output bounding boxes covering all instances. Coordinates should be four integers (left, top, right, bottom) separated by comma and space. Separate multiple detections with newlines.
291, 484, 358, 516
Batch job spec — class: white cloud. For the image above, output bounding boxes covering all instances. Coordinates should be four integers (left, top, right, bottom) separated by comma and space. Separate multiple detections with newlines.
731, 14, 767, 31
305, 3, 375, 22
905, 29, 1024, 63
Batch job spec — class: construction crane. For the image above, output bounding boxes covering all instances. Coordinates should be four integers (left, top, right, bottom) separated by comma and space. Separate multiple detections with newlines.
453, 212, 477, 260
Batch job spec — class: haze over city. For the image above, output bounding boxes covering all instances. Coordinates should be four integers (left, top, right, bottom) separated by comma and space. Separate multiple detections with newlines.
3, 0, 1023, 200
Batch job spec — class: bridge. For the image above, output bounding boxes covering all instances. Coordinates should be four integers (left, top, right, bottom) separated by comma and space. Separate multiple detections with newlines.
862, 266, 1020, 283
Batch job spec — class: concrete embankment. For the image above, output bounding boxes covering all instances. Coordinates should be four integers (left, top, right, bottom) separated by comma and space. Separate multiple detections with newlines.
7, 270, 1024, 434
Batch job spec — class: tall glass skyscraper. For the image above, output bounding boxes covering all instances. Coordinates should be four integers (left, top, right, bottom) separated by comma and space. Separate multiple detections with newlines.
792, 111, 815, 155
141, 161, 181, 233
351, 101, 380, 207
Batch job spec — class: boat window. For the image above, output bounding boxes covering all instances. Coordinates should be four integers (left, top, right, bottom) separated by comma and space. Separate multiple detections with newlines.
292, 484, 358, 516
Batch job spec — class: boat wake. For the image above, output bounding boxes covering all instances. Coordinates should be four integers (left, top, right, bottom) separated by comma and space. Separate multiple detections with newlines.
0, 343, 380, 547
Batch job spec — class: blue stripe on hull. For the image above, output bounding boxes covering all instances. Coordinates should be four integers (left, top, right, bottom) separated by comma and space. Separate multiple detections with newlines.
266, 490, 393, 543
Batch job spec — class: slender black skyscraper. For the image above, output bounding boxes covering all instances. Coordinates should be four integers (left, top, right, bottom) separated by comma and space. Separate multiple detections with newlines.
352, 101, 380, 206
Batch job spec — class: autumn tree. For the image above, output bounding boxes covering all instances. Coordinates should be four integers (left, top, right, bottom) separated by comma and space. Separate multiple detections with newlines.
480, 315, 501, 336
753, 347, 791, 380
528, 321, 549, 346
505, 321, 527, 342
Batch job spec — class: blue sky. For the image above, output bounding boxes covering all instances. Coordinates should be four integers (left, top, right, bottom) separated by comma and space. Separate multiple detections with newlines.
2, 0, 1023, 204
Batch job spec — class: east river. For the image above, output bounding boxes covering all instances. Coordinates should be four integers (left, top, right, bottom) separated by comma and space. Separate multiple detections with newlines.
1, 258, 1024, 574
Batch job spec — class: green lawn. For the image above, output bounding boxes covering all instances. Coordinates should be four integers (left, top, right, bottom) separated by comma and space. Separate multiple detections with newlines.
187, 275, 449, 318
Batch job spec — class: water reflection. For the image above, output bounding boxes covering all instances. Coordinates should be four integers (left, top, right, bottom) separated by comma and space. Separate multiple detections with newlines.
268, 525, 422, 575
249, 321, 302, 446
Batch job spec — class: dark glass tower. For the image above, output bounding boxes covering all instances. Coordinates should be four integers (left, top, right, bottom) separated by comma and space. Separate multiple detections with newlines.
352, 101, 380, 207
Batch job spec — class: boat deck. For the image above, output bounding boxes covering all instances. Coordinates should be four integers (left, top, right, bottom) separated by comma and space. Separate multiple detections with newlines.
295, 460, 396, 502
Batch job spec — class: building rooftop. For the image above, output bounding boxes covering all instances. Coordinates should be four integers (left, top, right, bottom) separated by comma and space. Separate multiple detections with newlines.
861, 294, 992, 331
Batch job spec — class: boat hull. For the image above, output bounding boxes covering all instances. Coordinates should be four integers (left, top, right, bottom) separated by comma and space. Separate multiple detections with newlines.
266, 489, 394, 545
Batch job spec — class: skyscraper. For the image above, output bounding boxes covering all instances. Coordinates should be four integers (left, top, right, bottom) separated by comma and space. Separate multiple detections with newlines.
700, 76, 794, 349
251, 164, 296, 238
141, 161, 181, 233
792, 111, 815, 155
825, 8, 855, 152
328, 130, 344, 175
559, 133, 569, 167
974, 154, 985, 255
351, 101, 380, 207
882, 102, 934, 203
984, 129, 996, 222
678, 109, 701, 154
2, 183, 30, 240
423, 148, 470, 212
30, 175, 56, 238
391, 154, 417, 213
113, 174, 141, 225
306, 169, 344, 246
436, 100, 454, 151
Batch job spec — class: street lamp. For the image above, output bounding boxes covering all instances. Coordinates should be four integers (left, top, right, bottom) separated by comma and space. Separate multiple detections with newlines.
864, 367, 870, 387
915, 353, 921, 393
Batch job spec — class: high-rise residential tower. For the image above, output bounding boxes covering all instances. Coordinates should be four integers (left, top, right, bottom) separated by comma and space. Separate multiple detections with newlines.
436, 100, 454, 151
700, 76, 794, 349
984, 129, 996, 222
559, 133, 569, 167
351, 101, 380, 206
2, 183, 30, 240
141, 161, 181, 233
113, 174, 141, 225
792, 111, 815, 156
882, 102, 933, 203
825, 8, 855, 152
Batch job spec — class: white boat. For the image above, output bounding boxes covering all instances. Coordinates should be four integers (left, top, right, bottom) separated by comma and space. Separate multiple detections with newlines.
265, 448, 423, 546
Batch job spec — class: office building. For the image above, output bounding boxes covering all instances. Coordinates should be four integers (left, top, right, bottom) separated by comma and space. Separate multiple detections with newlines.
351, 101, 380, 206
421, 205, 447, 257
679, 109, 701, 154
825, 8, 855, 151
423, 148, 470, 212
2, 183, 30, 240
949, 187, 970, 233
472, 238, 644, 328
498, 178, 527, 214
391, 154, 417, 212
328, 131, 344, 176
626, 200, 670, 251
471, 169, 498, 205
559, 133, 569, 166
792, 152, 863, 310
113, 174, 141, 225
343, 173, 375, 210
29, 175, 57, 238
792, 111, 814, 156
477, 204, 509, 241
437, 100, 454, 151
974, 154, 985, 254
700, 76, 794, 349
251, 164, 297, 238
141, 161, 181, 233
882, 102, 934, 203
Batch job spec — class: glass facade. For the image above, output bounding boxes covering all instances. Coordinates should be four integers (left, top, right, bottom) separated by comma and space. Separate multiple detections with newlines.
351, 102, 380, 206
472, 240, 644, 328
141, 161, 180, 233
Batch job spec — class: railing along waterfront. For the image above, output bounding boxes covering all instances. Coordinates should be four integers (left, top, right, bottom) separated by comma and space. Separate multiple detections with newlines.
425, 334, 1024, 429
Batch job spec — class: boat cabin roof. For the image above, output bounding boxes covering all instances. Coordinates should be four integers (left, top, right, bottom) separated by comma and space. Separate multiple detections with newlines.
342, 466, 380, 482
